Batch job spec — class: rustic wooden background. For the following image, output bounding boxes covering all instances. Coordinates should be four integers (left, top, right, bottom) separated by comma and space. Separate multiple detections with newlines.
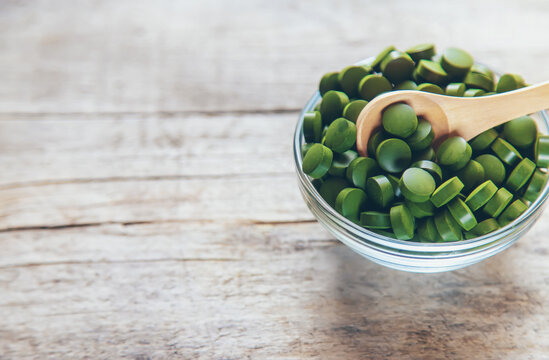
2, 1, 549, 359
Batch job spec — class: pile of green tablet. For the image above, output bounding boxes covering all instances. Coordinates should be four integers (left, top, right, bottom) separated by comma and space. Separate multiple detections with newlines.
301, 43, 549, 242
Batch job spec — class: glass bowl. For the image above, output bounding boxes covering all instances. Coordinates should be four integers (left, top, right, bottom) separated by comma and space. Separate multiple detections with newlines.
293, 58, 549, 273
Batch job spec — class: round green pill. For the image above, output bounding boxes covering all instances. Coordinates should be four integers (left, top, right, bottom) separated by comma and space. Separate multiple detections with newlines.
406, 119, 434, 151
318, 177, 350, 207
405, 199, 435, 218
367, 130, 388, 157
497, 199, 528, 227
523, 169, 548, 202
455, 159, 485, 193
412, 147, 436, 162
437, 136, 472, 171
386, 173, 403, 198
366, 175, 395, 209
376, 138, 412, 173
301, 143, 314, 157
434, 209, 463, 242
441, 47, 473, 78
417, 217, 438, 242
430, 176, 464, 208
491, 138, 523, 166
380, 51, 415, 84
319, 72, 341, 96
335, 187, 367, 223
395, 80, 417, 90
535, 135, 549, 168
475, 154, 506, 186
445, 82, 466, 96
471, 64, 494, 80
447, 197, 477, 231
465, 180, 498, 212
464, 88, 485, 97
328, 150, 358, 177
503, 116, 537, 148
496, 73, 525, 93
416, 83, 444, 94
390, 203, 415, 240
324, 118, 357, 153
342, 100, 368, 123
371, 45, 396, 72
358, 74, 392, 101
345, 156, 378, 189
302, 143, 333, 179
338, 65, 370, 98
399, 168, 436, 203
472, 218, 499, 236
482, 187, 513, 218
463, 72, 494, 92
470, 129, 498, 152
416, 60, 448, 85
406, 43, 435, 62
505, 157, 536, 192
303, 111, 323, 143
360, 211, 391, 229
382, 103, 418, 138
411, 160, 443, 184
319, 90, 349, 125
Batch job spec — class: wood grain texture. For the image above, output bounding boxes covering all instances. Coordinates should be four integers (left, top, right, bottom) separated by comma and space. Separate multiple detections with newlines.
2, 1, 549, 359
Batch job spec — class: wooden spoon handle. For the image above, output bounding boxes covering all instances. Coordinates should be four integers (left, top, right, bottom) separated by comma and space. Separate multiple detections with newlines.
439, 80, 549, 140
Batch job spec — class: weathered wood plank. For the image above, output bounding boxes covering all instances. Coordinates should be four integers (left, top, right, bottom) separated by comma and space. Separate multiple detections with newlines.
2, 0, 549, 114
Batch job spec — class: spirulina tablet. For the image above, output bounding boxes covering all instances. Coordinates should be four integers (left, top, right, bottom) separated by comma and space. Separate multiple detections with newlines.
436, 136, 472, 171
445, 82, 466, 96
338, 65, 371, 98
358, 74, 392, 101
534, 135, 549, 167
320, 90, 349, 125
324, 118, 357, 153
399, 168, 436, 203
416, 60, 448, 85
376, 138, 412, 173
390, 203, 415, 240
411, 160, 443, 184
319, 72, 341, 96
360, 211, 391, 229
405, 43, 435, 62
366, 175, 395, 209
335, 187, 367, 223
368, 130, 388, 156
472, 218, 500, 236
523, 169, 549, 202
395, 80, 417, 90
412, 147, 436, 162
302, 143, 333, 179
346, 156, 378, 189
328, 150, 358, 177
470, 129, 498, 151
447, 197, 477, 231
441, 47, 473, 78
405, 199, 435, 218
406, 119, 434, 151
464, 88, 485, 97
463, 72, 494, 92
303, 111, 323, 143
455, 159, 485, 193
491, 138, 523, 166
497, 199, 528, 227
482, 187, 513, 218
430, 176, 464, 208
318, 177, 350, 207
496, 73, 525, 93
342, 100, 368, 123
380, 51, 415, 84
505, 157, 536, 192
503, 116, 537, 148
434, 208, 462, 241
382, 103, 418, 138
417, 83, 444, 94
475, 154, 506, 186
465, 180, 498, 211
417, 217, 438, 242
371, 45, 396, 72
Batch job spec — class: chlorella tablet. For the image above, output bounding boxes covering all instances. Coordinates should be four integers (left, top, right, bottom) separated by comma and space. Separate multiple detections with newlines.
523, 169, 549, 202
319, 177, 350, 207
366, 175, 395, 209
338, 65, 370, 98
447, 197, 477, 231
497, 199, 528, 227
390, 203, 415, 240
431, 176, 464, 208
412, 147, 436, 162
319, 72, 341, 96
342, 100, 368, 123
346, 156, 378, 189
445, 82, 466, 96
368, 130, 388, 156
455, 160, 485, 193
416, 60, 448, 85
535, 135, 549, 167
395, 80, 417, 90
405, 199, 434, 218
465, 180, 498, 211
405, 43, 435, 62
302, 143, 333, 179
463, 72, 494, 92
303, 111, 323, 143
491, 138, 523, 166
360, 211, 391, 229
503, 116, 537, 147
399, 168, 436, 202
475, 154, 506, 186
324, 118, 357, 153
416, 83, 444, 94
505, 157, 536, 192
434, 209, 462, 242
382, 103, 418, 138
335, 187, 367, 223
320, 90, 349, 125
483, 187, 513, 218
376, 138, 412, 173
464, 89, 485, 97
371, 45, 396, 72
417, 217, 438, 242
380, 51, 415, 84
358, 74, 392, 101
328, 150, 358, 177
470, 129, 498, 151
472, 218, 500, 236
436, 136, 472, 171
411, 160, 443, 184
496, 73, 525, 93
441, 47, 473, 78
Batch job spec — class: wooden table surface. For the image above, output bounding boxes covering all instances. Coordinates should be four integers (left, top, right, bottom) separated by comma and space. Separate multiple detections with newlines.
2, 1, 549, 359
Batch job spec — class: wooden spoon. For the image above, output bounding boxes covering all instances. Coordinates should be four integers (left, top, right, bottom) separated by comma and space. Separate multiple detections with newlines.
356, 81, 549, 157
